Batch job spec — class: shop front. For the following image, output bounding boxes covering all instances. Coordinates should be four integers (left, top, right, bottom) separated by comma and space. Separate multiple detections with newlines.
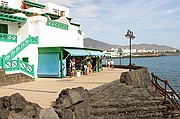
37, 47, 104, 78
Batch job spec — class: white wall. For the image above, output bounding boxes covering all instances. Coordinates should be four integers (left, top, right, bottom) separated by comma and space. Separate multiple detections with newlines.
30, 16, 84, 48
2, 0, 22, 9
43, 2, 70, 17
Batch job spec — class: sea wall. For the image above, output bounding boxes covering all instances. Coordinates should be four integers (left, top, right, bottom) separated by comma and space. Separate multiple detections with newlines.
0, 68, 34, 87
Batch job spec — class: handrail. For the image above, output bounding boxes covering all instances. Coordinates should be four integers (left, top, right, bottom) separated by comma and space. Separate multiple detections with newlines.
4, 35, 38, 60
0, 33, 17, 42
151, 73, 180, 110
3, 58, 34, 77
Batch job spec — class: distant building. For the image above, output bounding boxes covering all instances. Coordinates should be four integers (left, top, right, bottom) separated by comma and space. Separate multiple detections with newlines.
104, 47, 177, 57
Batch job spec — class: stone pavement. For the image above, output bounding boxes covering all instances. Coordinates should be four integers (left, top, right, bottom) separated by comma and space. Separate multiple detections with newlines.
0, 68, 128, 108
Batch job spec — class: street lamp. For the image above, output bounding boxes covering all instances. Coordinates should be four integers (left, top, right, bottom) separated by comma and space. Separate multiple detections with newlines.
125, 29, 135, 71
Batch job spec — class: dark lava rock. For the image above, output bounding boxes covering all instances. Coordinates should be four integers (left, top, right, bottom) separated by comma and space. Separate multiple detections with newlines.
0, 93, 42, 119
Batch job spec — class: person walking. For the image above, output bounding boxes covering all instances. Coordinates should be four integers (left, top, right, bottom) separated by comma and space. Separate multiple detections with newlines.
107, 60, 111, 70
110, 59, 114, 69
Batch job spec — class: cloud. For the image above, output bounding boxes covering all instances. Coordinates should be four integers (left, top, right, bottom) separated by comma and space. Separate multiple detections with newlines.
39, 0, 180, 48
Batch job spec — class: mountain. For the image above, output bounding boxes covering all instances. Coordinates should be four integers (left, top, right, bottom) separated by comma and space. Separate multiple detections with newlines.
84, 37, 121, 50
84, 37, 176, 51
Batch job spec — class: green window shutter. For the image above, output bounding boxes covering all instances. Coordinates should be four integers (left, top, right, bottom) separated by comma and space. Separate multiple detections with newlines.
0, 24, 8, 33
22, 57, 29, 63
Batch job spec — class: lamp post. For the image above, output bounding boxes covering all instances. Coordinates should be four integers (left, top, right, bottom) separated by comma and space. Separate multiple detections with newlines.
125, 29, 135, 71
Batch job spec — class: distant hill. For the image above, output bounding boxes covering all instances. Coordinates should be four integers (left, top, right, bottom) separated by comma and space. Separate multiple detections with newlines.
84, 37, 176, 51
84, 37, 121, 50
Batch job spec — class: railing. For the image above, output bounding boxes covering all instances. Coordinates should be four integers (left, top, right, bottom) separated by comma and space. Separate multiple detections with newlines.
151, 73, 180, 110
4, 35, 38, 60
46, 20, 69, 30
2, 58, 34, 77
0, 33, 17, 42
23, 0, 46, 8
0, 12, 27, 22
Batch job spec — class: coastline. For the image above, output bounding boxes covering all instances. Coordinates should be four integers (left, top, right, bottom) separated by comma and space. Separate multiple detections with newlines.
105, 52, 180, 59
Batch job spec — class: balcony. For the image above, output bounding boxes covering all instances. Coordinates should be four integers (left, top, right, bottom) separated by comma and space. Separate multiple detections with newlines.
0, 33, 17, 43
46, 20, 69, 30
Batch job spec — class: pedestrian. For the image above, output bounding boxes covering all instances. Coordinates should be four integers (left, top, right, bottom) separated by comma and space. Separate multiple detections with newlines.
68, 59, 72, 77
107, 60, 110, 70
110, 59, 114, 69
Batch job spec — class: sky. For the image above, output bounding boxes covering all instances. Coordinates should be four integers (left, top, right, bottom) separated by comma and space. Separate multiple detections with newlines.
39, 0, 180, 49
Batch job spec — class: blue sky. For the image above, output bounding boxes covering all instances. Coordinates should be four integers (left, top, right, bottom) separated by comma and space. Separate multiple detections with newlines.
39, 0, 180, 49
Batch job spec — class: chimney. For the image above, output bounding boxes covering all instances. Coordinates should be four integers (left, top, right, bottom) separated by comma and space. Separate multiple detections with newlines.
31, 0, 38, 3
60, 11, 65, 17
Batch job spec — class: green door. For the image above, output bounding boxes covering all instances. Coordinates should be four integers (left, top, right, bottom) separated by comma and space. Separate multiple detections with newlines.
0, 24, 8, 33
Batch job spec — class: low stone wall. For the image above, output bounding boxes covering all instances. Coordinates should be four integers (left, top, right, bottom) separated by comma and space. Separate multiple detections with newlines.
0, 68, 34, 87
120, 67, 154, 89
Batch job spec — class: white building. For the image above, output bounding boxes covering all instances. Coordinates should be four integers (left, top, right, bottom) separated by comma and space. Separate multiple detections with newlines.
0, 0, 103, 78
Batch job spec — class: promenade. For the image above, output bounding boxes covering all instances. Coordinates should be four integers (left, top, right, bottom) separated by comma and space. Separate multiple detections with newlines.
0, 68, 128, 108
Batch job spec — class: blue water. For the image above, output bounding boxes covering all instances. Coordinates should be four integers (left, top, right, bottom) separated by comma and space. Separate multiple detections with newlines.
102, 56, 180, 93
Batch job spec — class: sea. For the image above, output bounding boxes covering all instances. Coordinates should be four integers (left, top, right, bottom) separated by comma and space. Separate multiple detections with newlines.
102, 55, 180, 93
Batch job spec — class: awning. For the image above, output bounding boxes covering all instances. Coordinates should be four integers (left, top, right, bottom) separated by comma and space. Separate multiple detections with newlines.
86, 50, 104, 56
64, 49, 90, 56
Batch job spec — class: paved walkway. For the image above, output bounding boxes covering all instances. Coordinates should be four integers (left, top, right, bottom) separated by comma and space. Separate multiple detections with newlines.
0, 68, 128, 108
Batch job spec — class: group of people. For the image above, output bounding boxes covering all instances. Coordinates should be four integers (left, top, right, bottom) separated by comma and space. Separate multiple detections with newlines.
106, 59, 114, 69
67, 58, 94, 77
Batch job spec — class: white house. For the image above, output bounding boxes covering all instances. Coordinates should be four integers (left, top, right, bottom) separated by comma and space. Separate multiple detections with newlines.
0, 0, 103, 78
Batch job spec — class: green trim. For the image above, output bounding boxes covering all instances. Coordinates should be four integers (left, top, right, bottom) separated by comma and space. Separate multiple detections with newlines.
38, 47, 60, 54
60, 47, 64, 78
0, 33, 17, 43
4, 35, 38, 60
23, 0, 45, 9
0, 6, 21, 14
67, 17, 73, 22
38, 46, 103, 53
30, 36, 39, 44
70, 22, 80, 27
3, 58, 34, 77
41, 13, 60, 20
22, 57, 29, 63
78, 30, 82, 35
0, 12, 27, 22
0, 6, 37, 17
22, 11, 37, 17
0, 23, 8, 33
46, 20, 68, 30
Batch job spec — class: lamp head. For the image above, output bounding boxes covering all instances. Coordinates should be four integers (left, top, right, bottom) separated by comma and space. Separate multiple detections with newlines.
125, 29, 130, 38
